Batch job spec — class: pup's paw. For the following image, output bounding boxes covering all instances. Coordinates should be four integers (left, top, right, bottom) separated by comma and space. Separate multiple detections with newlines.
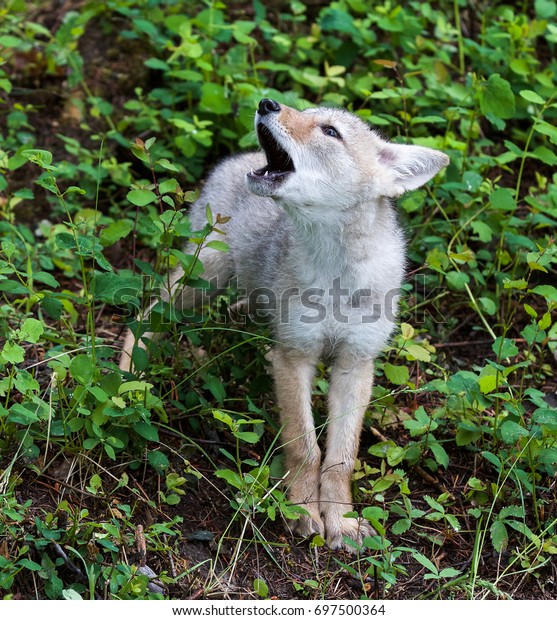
325, 516, 375, 552
292, 507, 325, 540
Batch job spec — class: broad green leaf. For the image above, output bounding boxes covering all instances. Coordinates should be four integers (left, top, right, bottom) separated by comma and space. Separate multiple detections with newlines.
8, 403, 40, 425
445, 271, 469, 291
400, 323, 415, 340
22, 148, 53, 167
534, 119, 557, 145
471, 221, 493, 242
204, 240, 229, 252
134, 421, 159, 442
62, 589, 83, 600
131, 345, 149, 372
55, 232, 77, 250
500, 420, 529, 444
19, 318, 44, 343
532, 409, 557, 425
253, 579, 269, 598
1, 240, 15, 258
18, 559, 42, 571
519, 89, 545, 105
83, 438, 100, 450
69, 355, 95, 385
478, 75, 516, 119
233, 431, 260, 444
35, 174, 58, 193
538, 312, 551, 330
482, 450, 502, 469
479, 297, 497, 316
158, 178, 178, 194
13, 370, 39, 394
404, 343, 431, 362
412, 552, 438, 574
368, 440, 397, 458
384, 363, 409, 385
93, 272, 142, 305
2, 342, 25, 364
215, 468, 243, 490
145, 136, 157, 151
100, 220, 134, 245
499, 505, 524, 520
127, 189, 157, 207
213, 410, 235, 430
535, 0, 557, 19
490, 520, 508, 552
144, 58, 170, 71
391, 518, 411, 535
523, 303, 537, 318
0, 77, 12, 93
425, 247, 449, 272
87, 386, 109, 402
439, 567, 461, 579
65, 186, 86, 195
106, 436, 125, 449
540, 448, 557, 470
148, 450, 169, 473
424, 495, 444, 513
386, 445, 405, 466
521, 323, 543, 346
503, 278, 527, 290
104, 443, 116, 460
490, 188, 516, 211
320, 7, 359, 36
0, 35, 23, 47
430, 442, 449, 468
478, 372, 499, 394
492, 337, 519, 359
204, 374, 226, 403
156, 158, 179, 172
456, 422, 482, 446
510, 58, 530, 76
33, 271, 59, 288
404, 407, 437, 435
531, 145, 557, 165
200, 83, 232, 115
462, 170, 483, 191
531, 285, 557, 302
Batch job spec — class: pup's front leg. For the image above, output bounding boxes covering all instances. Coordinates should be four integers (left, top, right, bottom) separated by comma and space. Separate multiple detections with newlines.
320, 355, 375, 551
272, 347, 323, 538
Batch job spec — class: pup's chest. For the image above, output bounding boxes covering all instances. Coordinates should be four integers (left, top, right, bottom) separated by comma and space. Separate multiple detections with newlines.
297, 252, 400, 299
274, 258, 402, 357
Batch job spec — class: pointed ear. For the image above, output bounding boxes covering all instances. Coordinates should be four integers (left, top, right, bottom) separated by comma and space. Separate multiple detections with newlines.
378, 142, 449, 196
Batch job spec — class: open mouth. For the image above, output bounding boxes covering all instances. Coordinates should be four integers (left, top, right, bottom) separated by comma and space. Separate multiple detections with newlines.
251, 124, 295, 179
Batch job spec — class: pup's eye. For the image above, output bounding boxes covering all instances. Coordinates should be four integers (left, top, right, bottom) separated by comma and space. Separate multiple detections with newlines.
321, 125, 341, 139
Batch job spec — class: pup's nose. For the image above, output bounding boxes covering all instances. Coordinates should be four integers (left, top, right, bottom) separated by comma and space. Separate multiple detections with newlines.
258, 99, 281, 115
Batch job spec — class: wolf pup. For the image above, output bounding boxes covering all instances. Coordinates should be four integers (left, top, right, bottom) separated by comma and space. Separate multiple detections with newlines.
120, 99, 449, 551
